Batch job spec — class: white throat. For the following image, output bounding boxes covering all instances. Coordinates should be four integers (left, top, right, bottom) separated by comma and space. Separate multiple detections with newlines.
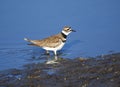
62, 30, 71, 35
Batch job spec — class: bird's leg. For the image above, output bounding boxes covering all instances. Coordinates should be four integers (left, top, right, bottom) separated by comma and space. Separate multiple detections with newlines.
54, 55, 58, 60
54, 50, 58, 60
46, 50, 50, 55
54, 50, 57, 56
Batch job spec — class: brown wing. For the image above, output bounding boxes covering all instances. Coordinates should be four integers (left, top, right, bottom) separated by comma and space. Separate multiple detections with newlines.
31, 35, 62, 48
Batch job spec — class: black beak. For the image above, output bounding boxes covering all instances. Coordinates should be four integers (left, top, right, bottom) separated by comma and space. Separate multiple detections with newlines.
71, 29, 76, 32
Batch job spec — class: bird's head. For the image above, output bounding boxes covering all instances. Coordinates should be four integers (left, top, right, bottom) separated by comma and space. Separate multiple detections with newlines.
62, 26, 76, 35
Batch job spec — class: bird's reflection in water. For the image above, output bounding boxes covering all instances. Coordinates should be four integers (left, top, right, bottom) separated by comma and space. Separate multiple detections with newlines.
46, 55, 58, 64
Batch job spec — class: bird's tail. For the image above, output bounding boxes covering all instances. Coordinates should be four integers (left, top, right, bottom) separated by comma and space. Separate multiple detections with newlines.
24, 38, 31, 42
24, 38, 38, 46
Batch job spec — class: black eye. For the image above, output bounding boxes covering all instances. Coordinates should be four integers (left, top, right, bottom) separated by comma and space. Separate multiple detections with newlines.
67, 28, 69, 30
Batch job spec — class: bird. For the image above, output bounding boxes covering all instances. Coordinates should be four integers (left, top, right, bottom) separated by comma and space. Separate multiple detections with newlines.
24, 26, 76, 56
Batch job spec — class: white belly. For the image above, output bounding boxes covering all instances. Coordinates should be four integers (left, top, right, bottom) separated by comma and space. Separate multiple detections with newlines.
43, 42, 65, 51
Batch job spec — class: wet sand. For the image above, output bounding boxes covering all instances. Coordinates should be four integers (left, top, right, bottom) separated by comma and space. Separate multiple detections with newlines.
0, 53, 120, 87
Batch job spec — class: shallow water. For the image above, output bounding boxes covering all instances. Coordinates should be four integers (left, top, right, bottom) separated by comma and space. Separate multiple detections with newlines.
0, 0, 120, 70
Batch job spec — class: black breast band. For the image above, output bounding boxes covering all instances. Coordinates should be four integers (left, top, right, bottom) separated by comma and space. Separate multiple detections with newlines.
61, 32, 67, 39
62, 40, 66, 43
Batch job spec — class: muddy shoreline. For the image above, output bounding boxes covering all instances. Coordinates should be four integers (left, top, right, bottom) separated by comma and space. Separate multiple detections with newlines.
0, 53, 120, 87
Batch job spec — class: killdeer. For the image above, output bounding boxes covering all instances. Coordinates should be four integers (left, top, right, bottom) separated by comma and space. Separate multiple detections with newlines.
24, 26, 76, 56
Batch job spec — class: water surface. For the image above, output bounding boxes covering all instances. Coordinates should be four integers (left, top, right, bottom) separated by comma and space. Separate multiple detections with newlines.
0, 0, 120, 70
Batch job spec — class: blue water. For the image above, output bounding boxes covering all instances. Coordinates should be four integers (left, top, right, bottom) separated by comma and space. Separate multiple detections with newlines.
0, 0, 120, 70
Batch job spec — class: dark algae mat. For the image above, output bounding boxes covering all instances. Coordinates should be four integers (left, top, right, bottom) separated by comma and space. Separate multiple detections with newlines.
0, 53, 120, 87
